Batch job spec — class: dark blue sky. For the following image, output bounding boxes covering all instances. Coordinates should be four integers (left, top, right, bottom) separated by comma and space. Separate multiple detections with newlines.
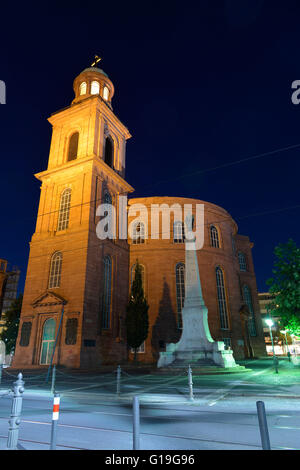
0, 0, 299, 293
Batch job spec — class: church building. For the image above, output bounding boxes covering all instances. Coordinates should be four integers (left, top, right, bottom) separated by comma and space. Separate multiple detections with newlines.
12, 63, 266, 369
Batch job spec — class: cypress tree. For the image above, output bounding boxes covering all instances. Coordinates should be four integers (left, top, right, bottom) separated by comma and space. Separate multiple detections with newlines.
125, 262, 149, 362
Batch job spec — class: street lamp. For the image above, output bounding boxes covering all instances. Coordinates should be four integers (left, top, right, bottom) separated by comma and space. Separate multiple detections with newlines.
265, 318, 278, 373
280, 329, 291, 361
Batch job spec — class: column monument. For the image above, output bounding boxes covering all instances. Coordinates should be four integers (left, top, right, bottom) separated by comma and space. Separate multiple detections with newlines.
158, 215, 239, 370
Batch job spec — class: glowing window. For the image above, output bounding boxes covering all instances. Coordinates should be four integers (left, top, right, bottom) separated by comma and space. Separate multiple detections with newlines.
91, 81, 100, 95
57, 188, 71, 231
79, 82, 87, 95
103, 86, 109, 101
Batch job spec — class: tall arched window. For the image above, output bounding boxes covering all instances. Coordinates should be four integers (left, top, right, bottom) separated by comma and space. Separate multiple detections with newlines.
40, 318, 56, 365
79, 82, 87, 95
49, 252, 62, 289
243, 285, 257, 336
216, 267, 229, 329
238, 252, 247, 272
130, 264, 145, 290
91, 80, 100, 95
175, 263, 185, 329
231, 234, 236, 254
57, 188, 71, 231
210, 226, 220, 248
101, 255, 112, 329
132, 221, 145, 244
104, 137, 114, 168
67, 132, 79, 162
174, 221, 185, 244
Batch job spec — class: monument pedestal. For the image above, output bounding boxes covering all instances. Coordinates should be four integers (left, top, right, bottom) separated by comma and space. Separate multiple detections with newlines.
158, 216, 240, 372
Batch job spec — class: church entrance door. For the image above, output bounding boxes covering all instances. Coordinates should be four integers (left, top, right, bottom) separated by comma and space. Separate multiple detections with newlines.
40, 318, 56, 364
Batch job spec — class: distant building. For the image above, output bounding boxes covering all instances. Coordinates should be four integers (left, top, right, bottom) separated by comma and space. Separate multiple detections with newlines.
258, 292, 300, 356
0, 259, 20, 334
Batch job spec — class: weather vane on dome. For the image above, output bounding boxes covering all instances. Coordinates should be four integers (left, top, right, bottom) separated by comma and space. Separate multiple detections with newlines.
91, 55, 102, 67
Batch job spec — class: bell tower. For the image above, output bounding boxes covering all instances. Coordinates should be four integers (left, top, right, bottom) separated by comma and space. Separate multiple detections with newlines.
13, 61, 134, 369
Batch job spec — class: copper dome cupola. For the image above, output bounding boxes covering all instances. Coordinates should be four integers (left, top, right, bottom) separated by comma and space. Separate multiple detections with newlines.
72, 60, 115, 109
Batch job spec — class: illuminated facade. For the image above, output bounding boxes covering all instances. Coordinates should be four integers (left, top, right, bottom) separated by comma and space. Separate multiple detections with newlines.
13, 65, 266, 369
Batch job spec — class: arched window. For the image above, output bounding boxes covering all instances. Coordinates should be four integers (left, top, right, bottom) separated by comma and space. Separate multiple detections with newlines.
40, 318, 56, 365
79, 82, 87, 95
49, 252, 62, 289
210, 226, 220, 248
57, 188, 71, 231
173, 221, 185, 244
103, 86, 109, 101
231, 235, 236, 254
101, 255, 112, 329
104, 137, 114, 168
130, 264, 145, 289
91, 80, 100, 95
216, 267, 229, 329
104, 191, 112, 205
243, 285, 257, 336
238, 252, 247, 272
67, 132, 79, 162
132, 222, 145, 245
175, 263, 185, 329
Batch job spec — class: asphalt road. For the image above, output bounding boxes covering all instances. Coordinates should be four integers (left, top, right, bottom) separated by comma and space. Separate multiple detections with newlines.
0, 358, 300, 450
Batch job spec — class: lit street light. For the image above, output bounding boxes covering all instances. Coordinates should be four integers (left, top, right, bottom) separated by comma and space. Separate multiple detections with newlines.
265, 318, 278, 374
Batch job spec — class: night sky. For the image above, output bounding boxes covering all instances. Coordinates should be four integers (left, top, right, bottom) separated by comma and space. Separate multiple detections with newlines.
0, 0, 300, 293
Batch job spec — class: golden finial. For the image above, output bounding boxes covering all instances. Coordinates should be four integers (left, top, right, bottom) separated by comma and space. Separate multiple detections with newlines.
91, 55, 102, 67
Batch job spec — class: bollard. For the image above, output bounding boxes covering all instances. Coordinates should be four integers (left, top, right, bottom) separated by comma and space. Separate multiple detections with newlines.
50, 393, 60, 450
256, 401, 271, 450
116, 365, 121, 396
188, 365, 194, 401
51, 365, 56, 394
7, 373, 25, 450
0, 363, 2, 385
133, 396, 140, 450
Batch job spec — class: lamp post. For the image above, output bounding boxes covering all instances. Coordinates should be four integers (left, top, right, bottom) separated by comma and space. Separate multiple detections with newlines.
265, 319, 278, 374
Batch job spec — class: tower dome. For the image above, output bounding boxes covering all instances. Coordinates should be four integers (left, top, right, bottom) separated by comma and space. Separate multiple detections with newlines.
72, 65, 115, 108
